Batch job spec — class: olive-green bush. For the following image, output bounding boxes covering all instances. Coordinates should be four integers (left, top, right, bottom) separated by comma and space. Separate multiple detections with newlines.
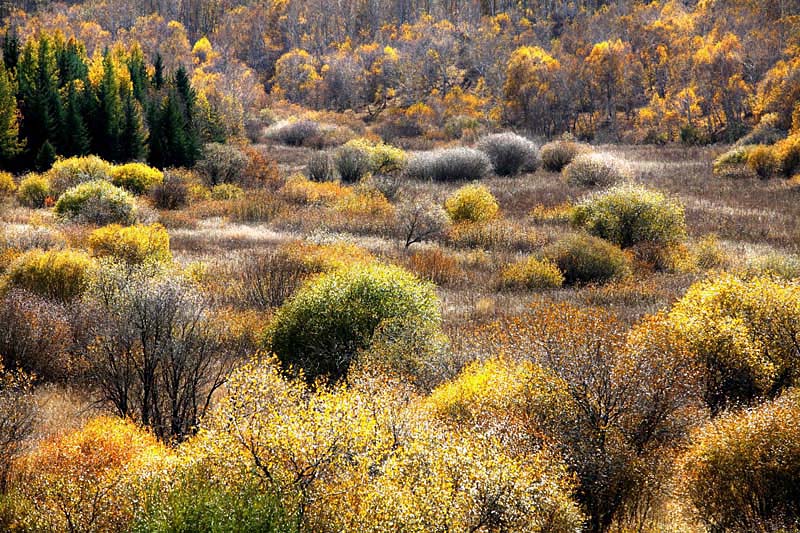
267, 262, 442, 383
544, 233, 631, 285
571, 184, 686, 248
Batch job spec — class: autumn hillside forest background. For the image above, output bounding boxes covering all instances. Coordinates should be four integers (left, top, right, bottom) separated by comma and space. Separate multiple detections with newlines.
2, 0, 800, 531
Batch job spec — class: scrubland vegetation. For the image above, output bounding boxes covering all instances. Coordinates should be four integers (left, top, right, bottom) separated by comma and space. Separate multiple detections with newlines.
2, 0, 800, 532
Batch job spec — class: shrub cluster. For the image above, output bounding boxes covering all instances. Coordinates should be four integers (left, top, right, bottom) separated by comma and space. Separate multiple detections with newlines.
54, 180, 137, 225
342, 138, 407, 175
195, 143, 249, 186
571, 184, 686, 248
444, 183, 499, 223
476, 132, 539, 176
680, 389, 800, 532
334, 143, 372, 182
563, 152, 632, 187
306, 151, 335, 182
0, 172, 16, 196
268, 119, 320, 146
712, 147, 753, 178
150, 170, 190, 210
210, 183, 245, 200
667, 273, 800, 413
405, 147, 491, 181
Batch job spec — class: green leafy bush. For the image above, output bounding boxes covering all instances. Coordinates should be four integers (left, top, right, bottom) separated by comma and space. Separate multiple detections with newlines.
544, 233, 631, 285
405, 147, 491, 181
680, 389, 800, 532
444, 183, 499, 223
2, 249, 94, 301
54, 180, 137, 225
476, 132, 539, 176
563, 152, 632, 187
110, 163, 164, 195
16, 174, 50, 208
712, 147, 753, 178
571, 184, 686, 248
540, 140, 591, 172
267, 262, 442, 383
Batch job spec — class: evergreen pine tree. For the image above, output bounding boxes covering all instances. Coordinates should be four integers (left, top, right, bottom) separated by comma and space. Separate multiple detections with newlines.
152, 53, 164, 90
0, 61, 22, 165
2, 32, 19, 73
34, 139, 56, 172
119, 89, 147, 161
93, 50, 123, 161
173, 65, 201, 165
61, 81, 90, 157
17, 36, 63, 167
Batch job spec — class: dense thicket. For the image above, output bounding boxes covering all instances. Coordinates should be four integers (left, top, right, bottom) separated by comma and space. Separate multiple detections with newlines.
4, 0, 799, 144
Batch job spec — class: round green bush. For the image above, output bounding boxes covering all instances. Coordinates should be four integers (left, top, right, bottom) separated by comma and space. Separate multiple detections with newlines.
267, 262, 442, 383
54, 180, 137, 225
563, 152, 632, 187
2, 249, 94, 301
544, 233, 630, 285
16, 174, 51, 208
476, 132, 539, 176
571, 184, 686, 248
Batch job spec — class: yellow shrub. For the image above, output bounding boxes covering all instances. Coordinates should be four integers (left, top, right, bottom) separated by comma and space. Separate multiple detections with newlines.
16, 174, 51, 208
0, 171, 16, 196
667, 273, 800, 412
774, 134, 800, 177
88, 223, 172, 264
10, 416, 170, 533
110, 163, 164, 194
746, 144, 779, 179
444, 183, 499, 223
47, 155, 113, 195
334, 188, 395, 219
280, 174, 349, 205
499, 255, 564, 290
2, 249, 94, 301
448, 219, 541, 251
277, 239, 374, 273
210, 183, 245, 200
679, 389, 800, 531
